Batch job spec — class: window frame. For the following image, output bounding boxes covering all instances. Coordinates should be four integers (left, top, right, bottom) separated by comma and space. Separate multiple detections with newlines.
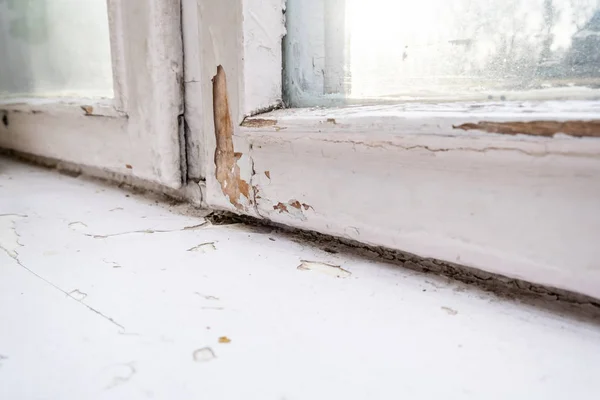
0, 0, 185, 189
190, 0, 600, 299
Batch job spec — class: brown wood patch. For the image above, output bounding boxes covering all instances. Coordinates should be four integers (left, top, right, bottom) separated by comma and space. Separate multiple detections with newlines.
213, 65, 250, 209
454, 120, 600, 138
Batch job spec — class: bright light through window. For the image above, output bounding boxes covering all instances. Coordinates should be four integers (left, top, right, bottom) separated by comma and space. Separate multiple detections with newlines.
284, 0, 600, 107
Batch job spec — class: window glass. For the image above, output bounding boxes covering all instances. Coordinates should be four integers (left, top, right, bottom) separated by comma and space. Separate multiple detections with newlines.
0, 0, 113, 98
284, 0, 600, 107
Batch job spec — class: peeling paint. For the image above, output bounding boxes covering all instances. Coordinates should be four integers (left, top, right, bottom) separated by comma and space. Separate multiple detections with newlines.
241, 118, 278, 128
302, 203, 313, 211
187, 242, 217, 253
453, 120, 600, 138
297, 260, 351, 278
271, 199, 314, 220
213, 65, 251, 209
273, 202, 288, 213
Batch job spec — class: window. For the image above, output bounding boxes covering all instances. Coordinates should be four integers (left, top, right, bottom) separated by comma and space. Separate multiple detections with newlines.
0, 0, 184, 188
1, 0, 598, 298
191, 0, 600, 299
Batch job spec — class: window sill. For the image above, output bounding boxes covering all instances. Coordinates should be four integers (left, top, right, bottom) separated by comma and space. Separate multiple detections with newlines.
204, 101, 600, 299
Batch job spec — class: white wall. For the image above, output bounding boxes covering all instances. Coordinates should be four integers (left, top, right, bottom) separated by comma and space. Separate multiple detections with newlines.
0, 0, 113, 98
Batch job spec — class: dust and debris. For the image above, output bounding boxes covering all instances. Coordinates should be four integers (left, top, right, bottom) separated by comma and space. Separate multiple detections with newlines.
69, 289, 88, 301
441, 306, 458, 316
326, 118, 337, 125
193, 347, 216, 362
218, 336, 231, 344
453, 120, 600, 138
213, 65, 251, 209
187, 242, 217, 253
109, 207, 124, 212
297, 260, 351, 278
2, 113, 8, 127
125, 164, 133, 170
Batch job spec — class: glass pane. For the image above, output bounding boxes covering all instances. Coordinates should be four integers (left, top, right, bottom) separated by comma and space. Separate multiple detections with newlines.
0, 0, 113, 98
284, 0, 600, 107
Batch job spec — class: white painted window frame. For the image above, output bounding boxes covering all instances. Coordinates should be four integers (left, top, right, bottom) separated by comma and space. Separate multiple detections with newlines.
190, 0, 600, 300
0, 0, 184, 189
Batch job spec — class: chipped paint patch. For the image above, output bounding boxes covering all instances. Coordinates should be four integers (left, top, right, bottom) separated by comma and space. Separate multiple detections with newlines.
187, 242, 217, 253
241, 118, 278, 128
273, 202, 288, 213
81, 105, 94, 116
454, 120, 600, 138
297, 260, 351, 278
272, 200, 314, 220
213, 65, 251, 209
264, 171, 271, 179
193, 347, 216, 362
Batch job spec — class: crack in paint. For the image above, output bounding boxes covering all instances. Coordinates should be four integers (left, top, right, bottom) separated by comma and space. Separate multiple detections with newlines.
0, 216, 125, 330
85, 222, 208, 239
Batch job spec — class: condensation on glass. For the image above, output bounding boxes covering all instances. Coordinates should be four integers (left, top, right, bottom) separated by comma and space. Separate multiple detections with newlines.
284, 0, 600, 107
0, 0, 113, 98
